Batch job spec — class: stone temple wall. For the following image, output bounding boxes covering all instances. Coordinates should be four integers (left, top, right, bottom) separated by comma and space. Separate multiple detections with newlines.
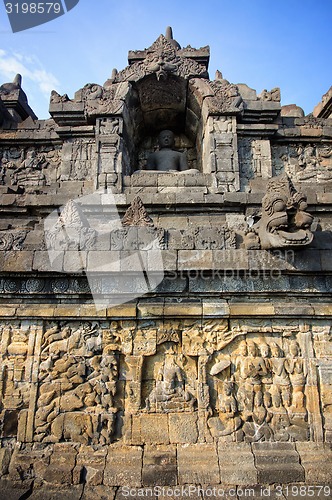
0, 30, 332, 499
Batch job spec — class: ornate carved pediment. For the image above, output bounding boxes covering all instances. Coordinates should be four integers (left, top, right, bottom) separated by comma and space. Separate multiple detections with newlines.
207, 76, 243, 114
115, 35, 208, 83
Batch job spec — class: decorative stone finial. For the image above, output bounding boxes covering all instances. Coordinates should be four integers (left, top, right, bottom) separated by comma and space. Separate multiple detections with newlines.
215, 70, 223, 80
13, 74, 22, 88
165, 26, 181, 50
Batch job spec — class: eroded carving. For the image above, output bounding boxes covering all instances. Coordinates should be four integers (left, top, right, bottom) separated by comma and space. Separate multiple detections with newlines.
122, 197, 154, 227
45, 199, 97, 251
246, 173, 314, 249
208, 337, 310, 442
115, 35, 208, 83
145, 343, 196, 412
34, 323, 119, 445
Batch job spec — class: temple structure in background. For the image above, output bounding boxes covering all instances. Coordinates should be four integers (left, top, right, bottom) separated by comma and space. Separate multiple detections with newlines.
0, 28, 332, 498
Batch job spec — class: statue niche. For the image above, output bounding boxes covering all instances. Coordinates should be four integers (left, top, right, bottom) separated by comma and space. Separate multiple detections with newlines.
142, 129, 200, 173
145, 130, 188, 172
145, 343, 196, 412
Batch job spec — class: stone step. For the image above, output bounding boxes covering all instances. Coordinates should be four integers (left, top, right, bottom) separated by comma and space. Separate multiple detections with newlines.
252, 442, 305, 484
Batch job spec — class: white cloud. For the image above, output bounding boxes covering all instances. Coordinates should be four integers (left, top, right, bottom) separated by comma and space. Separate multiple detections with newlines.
0, 49, 60, 98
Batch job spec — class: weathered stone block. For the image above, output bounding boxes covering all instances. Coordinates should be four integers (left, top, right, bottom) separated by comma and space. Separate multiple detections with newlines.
178, 250, 212, 270
42, 443, 77, 485
296, 442, 332, 484
169, 413, 198, 444
9, 446, 52, 483
157, 173, 179, 187
158, 215, 189, 230
175, 191, 205, 204
0, 480, 35, 500
140, 414, 169, 445
63, 251, 87, 273
131, 172, 158, 187
32, 251, 57, 272
202, 300, 230, 317
218, 442, 257, 485
320, 250, 332, 271
73, 446, 107, 486
163, 299, 202, 317
107, 303, 137, 318
293, 249, 322, 272
177, 444, 219, 485
213, 249, 249, 270
229, 303, 275, 316
274, 303, 314, 316
159, 250, 177, 271
253, 442, 304, 484
0, 251, 34, 272
82, 485, 116, 500
142, 445, 177, 486
0, 305, 16, 317
137, 299, 164, 318
30, 485, 85, 499
104, 445, 143, 487
0, 448, 11, 476
86, 250, 120, 272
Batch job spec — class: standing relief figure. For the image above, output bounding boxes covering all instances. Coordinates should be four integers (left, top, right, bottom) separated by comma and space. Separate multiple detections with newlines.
207, 381, 242, 438
235, 340, 267, 412
269, 342, 291, 408
285, 340, 307, 413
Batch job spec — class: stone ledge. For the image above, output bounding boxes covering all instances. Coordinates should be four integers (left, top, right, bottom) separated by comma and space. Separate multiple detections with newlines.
1, 442, 332, 490
1, 300, 332, 319
3, 248, 330, 274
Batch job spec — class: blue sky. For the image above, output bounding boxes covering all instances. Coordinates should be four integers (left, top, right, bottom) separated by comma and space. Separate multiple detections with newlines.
0, 0, 331, 119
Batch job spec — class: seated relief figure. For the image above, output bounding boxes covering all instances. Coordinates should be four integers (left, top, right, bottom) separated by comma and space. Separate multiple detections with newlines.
143, 130, 198, 173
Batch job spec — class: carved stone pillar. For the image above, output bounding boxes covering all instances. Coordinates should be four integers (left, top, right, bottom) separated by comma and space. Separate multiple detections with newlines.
124, 355, 143, 413
95, 117, 124, 192
202, 116, 239, 192
197, 355, 212, 442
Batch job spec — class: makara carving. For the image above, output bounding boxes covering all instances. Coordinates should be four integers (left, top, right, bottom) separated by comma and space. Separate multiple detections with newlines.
246, 173, 314, 250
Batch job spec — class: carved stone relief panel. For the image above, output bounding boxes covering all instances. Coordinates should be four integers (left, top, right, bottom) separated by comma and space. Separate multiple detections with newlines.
0, 319, 329, 446
0, 322, 41, 439
0, 146, 61, 188
271, 143, 332, 182
238, 138, 272, 191
207, 334, 312, 443
59, 139, 96, 181
143, 342, 197, 413
312, 323, 332, 442
31, 322, 120, 446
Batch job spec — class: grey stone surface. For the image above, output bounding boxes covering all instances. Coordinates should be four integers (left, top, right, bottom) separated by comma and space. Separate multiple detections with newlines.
218, 442, 257, 485
0, 27, 332, 495
253, 443, 305, 484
